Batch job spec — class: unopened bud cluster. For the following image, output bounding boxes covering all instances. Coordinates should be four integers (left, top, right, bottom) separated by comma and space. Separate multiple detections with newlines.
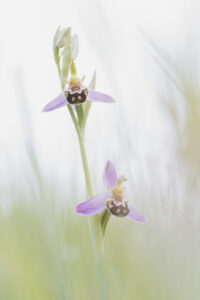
53, 26, 79, 89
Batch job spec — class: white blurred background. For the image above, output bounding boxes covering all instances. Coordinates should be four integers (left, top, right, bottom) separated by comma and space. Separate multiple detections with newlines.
0, 0, 200, 203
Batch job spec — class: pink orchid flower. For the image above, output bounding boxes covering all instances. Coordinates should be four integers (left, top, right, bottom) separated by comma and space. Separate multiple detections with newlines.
76, 161, 147, 223
42, 76, 114, 112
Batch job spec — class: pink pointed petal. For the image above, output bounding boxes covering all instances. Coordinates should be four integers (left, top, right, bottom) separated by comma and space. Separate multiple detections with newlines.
127, 205, 147, 223
103, 161, 118, 188
87, 88, 115, 103
76, 192, 109, 216
42, 92, 67, 112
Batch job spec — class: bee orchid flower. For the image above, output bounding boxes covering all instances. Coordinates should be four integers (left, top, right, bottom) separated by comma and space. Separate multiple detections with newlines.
42, 76, 114, 112
76, 161, 147, 223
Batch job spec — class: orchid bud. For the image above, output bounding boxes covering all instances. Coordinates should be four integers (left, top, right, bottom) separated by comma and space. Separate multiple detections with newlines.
55, 27, 71, 48
61, 45, 72, 90
71, 34, 79, 60
53, 27, 61, 74
53, 26, 61, 48
53, 27, 71, 79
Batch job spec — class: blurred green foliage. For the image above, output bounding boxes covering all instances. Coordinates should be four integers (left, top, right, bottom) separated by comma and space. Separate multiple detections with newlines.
0, 182, 199, 299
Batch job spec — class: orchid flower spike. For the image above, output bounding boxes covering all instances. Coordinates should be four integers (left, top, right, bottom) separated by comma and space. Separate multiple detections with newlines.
76, 161, 147, 223
42, 76, 115, 112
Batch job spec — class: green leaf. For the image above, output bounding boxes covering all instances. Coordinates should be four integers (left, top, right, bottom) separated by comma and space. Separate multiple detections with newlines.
100, 209, 111, 237
75, 104, 84, 132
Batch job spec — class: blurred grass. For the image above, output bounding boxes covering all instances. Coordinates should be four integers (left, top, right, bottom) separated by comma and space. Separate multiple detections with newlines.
0, 176, 199, 299
140, 33, 200, 173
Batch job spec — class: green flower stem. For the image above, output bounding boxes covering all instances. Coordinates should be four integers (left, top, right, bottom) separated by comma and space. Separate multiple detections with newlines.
67, 105, 103, 256
67, 105, 92, 197
75, 105, 84, 134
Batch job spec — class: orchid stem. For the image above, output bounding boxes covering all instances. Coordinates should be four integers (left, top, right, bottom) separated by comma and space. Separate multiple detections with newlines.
67, 104, 103, 256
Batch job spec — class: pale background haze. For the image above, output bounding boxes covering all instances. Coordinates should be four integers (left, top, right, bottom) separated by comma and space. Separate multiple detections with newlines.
0, 0, 199, 200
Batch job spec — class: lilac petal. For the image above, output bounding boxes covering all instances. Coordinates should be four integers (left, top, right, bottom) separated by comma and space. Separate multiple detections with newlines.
87, 88, 115, 103
127, 205, 147, 223
42, 92, 67, 112
103, 161, 118, 188
76, 192, 109, 216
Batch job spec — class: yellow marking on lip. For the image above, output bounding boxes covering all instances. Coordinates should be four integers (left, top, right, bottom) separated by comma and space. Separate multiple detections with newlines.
116, 208, 121, 214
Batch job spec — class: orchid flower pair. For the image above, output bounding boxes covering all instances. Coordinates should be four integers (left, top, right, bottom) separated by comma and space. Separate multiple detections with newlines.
42, 27, 147, 249
43, 78, 146, 224
43, 86, 146, 223
43, 78, 146, 223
